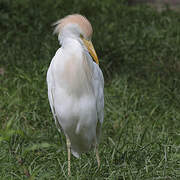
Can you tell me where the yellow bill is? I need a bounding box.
[82,38,99,65]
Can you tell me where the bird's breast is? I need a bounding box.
[53,45,94,97]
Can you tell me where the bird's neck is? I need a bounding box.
[57,37,94,97]
[61,37,81,49]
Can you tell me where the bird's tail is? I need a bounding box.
[71,149,80,158]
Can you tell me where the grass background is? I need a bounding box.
[0,0,180,179]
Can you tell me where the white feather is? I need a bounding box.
[47,22,104,158]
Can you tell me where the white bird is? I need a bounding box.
[46,14,104,176]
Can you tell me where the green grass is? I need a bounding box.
[1,0,180,179]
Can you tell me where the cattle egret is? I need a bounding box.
[47,14,104,176]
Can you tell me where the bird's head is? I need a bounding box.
[53,14,99,65]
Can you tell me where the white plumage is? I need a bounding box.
[46,14,104,175]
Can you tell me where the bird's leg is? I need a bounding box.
[66,136,71,176]
[95,145,100,168]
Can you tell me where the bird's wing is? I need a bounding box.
[47,64,62,132]
[92,63,104,142]
[95,65,104,124]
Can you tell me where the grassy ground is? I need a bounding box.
[0,0,180,179]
